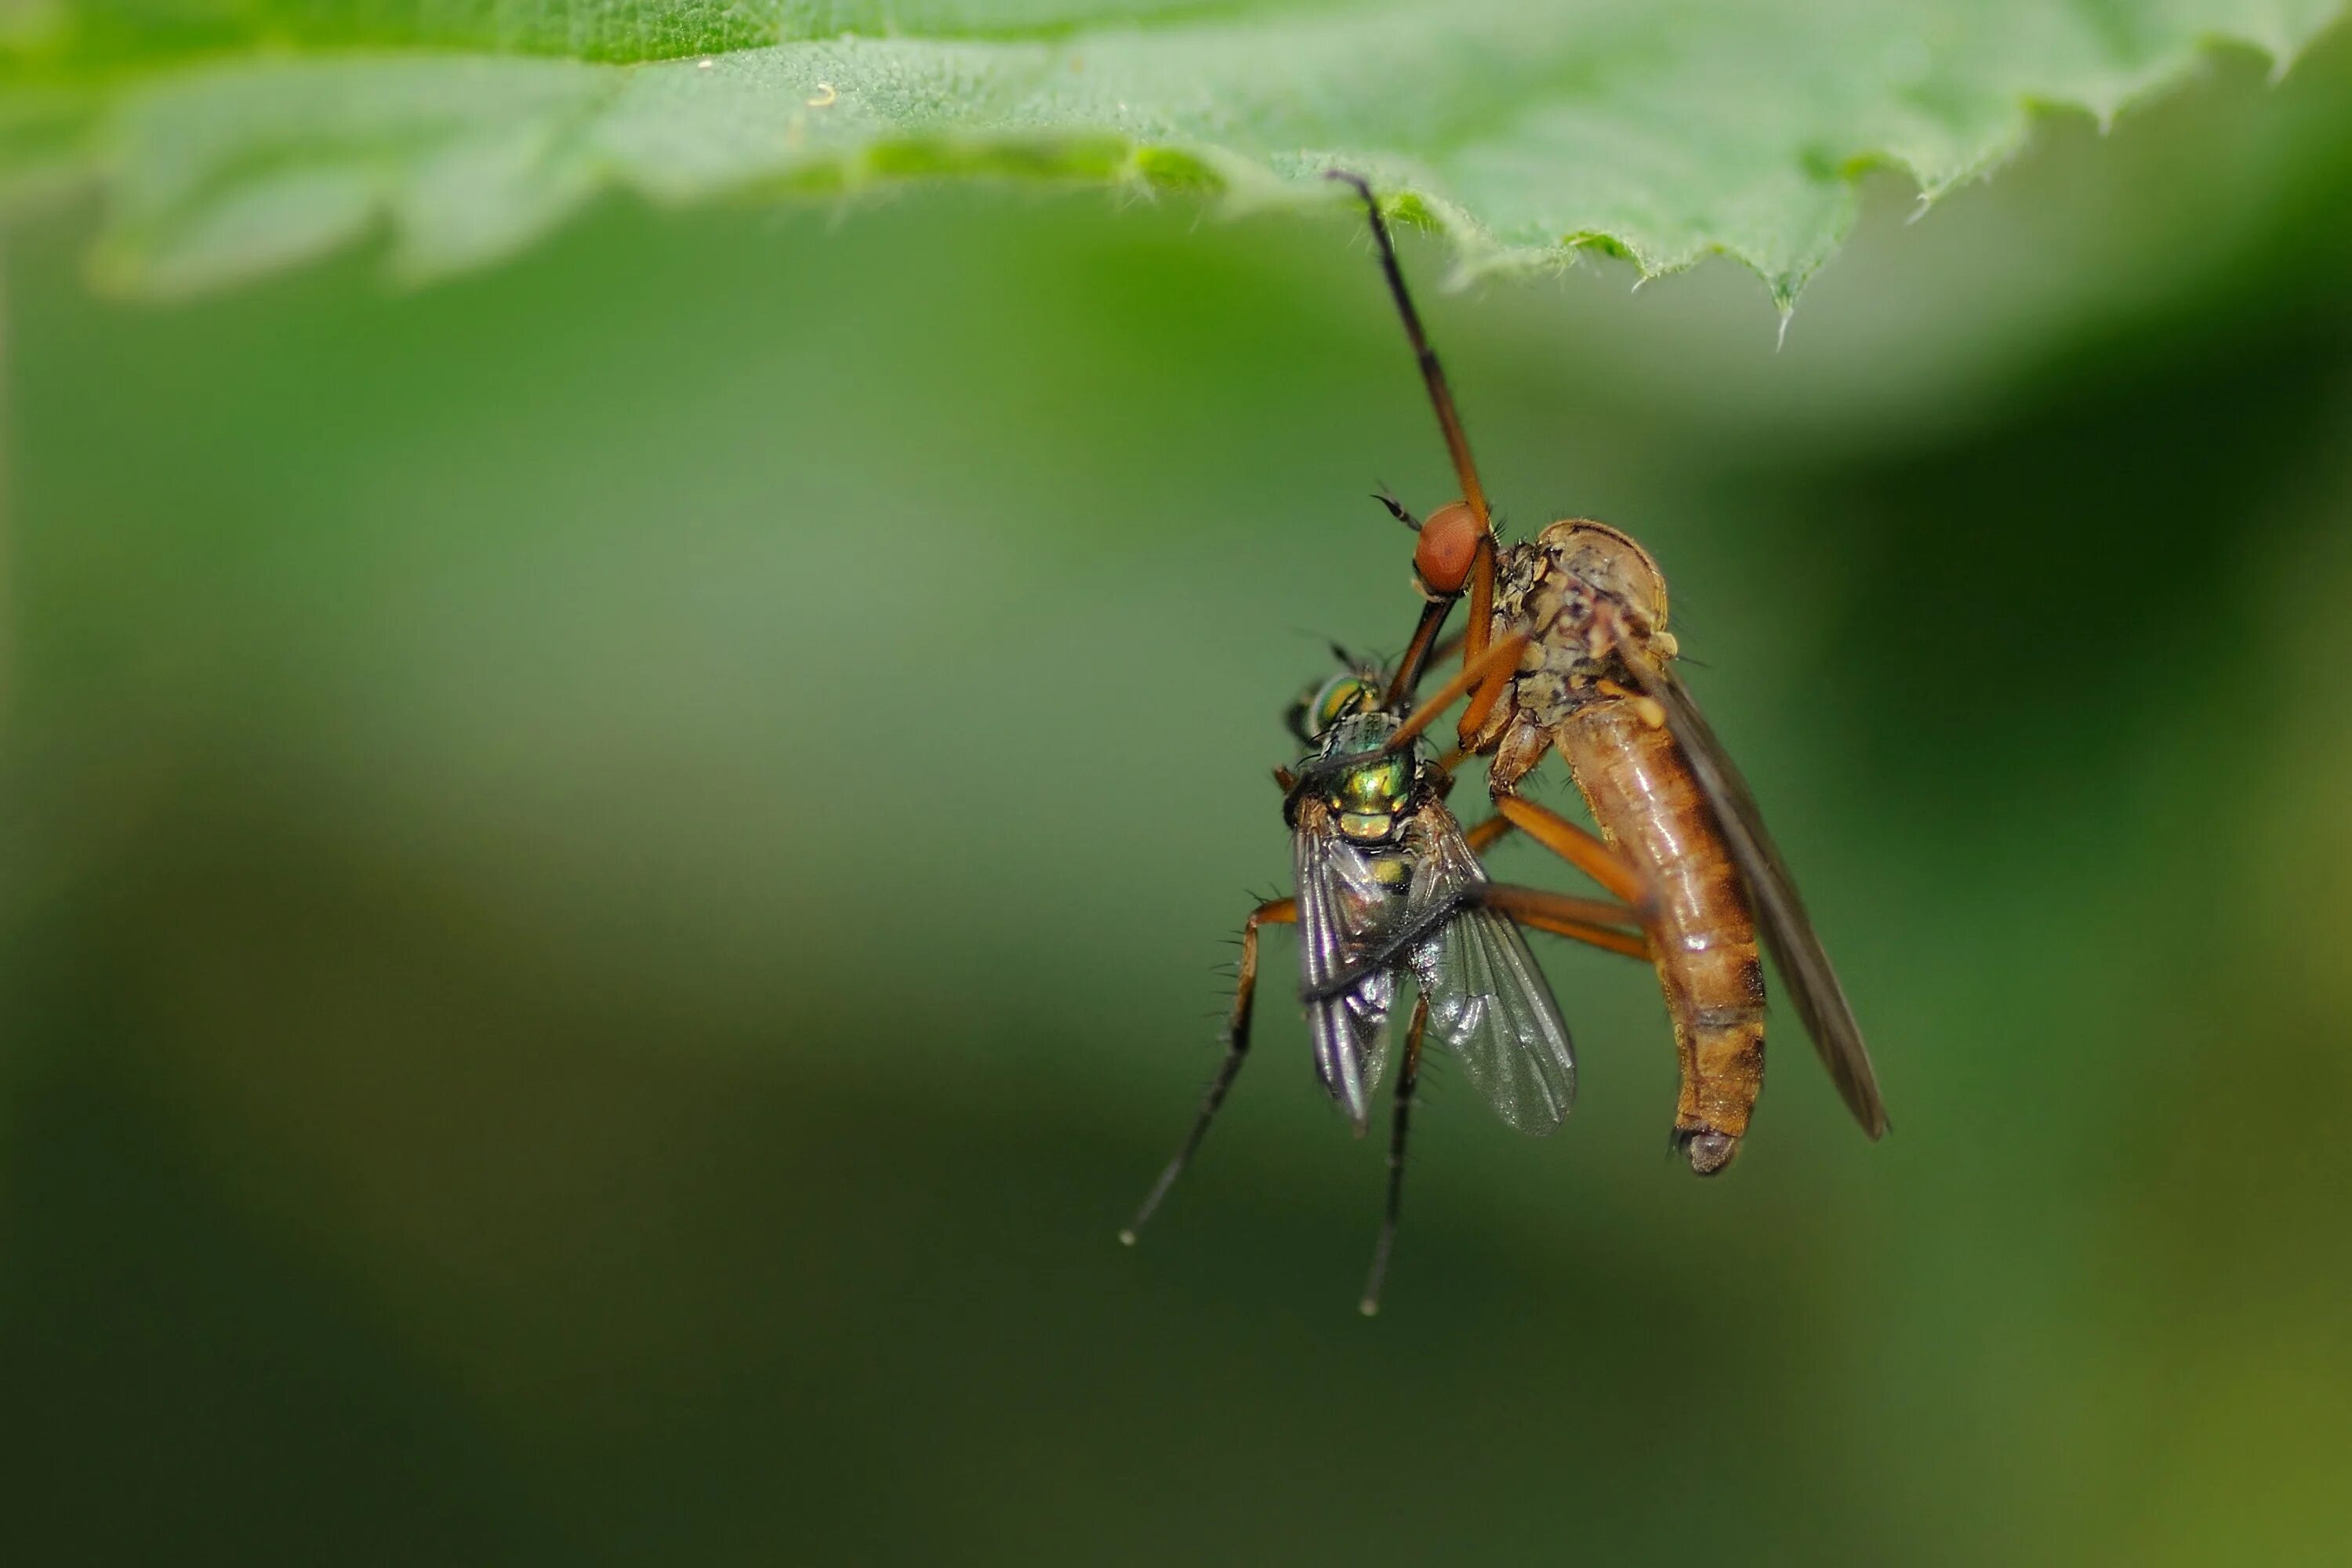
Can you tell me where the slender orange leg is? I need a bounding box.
[1480,884,1652,962]
[1327,172,1490,530]
[1359,993,1429,1317]
[1309,880,1645,1001]
[1492,795,1652,911]
[1462,814,1514,855]
[1383,633,1526,753]
[1382,595,1456,710]
[1454,618,1515,745]
[1463,532,1496,662]
[1326,172,1501,691]
[1122,897,1297,1244]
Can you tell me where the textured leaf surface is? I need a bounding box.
[3,1,2344,299]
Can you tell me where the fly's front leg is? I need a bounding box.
[1381,632,1527,753]
[1325,174,1503,762]
[1454,593,1517,750]
[1463,532,1496,662]
[1121,896,1297,1245]
[1384,594,1457,710]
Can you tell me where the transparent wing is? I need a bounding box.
[1292,803,1398,1131]
[1620,651,1890,1138]
[1403,806,1577,1135]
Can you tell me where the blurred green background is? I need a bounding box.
[7,34,2352,1568]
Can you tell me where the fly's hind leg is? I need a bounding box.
[1490,795,1652,914]
[1359,993,1430,1317]
[1312,816,1650,973]
[1479,884,1652,961]
[1121,896,1297,1245]
[1461,814,1514,855]
[1466,795,1654,942]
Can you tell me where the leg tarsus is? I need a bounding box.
[1123,897,1296,1244]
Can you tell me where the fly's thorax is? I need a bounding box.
[1492,520,1679,729]
[1302,712,1426,846]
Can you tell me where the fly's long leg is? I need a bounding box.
[1327,172,1488,531]
[1122,896,1298,1245]
[1308,882,1645,1003]
[1462,814,1514,855]
[1454,596,1514,741]
[1359,993,1430,1317]
[1384,595,1456,710]
[1463,532,1496,666]
[1327,171,1503,680]
[1481,884,1653,962]
[1385,633,1526,753]
[1491,795,1652,911]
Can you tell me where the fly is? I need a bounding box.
[1325,170,1891,1174]
[1122,659,1651,1312]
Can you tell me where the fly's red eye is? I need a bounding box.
[1414,501,1483,594]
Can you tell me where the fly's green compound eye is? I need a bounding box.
[1305,676,1378,739]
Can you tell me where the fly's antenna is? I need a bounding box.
[1373,491,1419,531]
[1325,171,1490,535]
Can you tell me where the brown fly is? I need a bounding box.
[1325,170,1889,1174]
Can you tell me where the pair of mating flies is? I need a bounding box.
[1122,174,1890,1314]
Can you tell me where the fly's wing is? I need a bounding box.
[1403,805,1577,1135]
[1292,802,1398,1131]
[1619,649,1890,1138]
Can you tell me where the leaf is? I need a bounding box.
[5,1,2345,303]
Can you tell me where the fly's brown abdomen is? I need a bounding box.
[1553,696,1764,1174]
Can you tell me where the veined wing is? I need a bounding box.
[1403,804,1577,1135]
[1619,650,1890,1138]
[1293,800,1399,1131]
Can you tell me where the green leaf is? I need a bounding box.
[5,1,2345,302]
